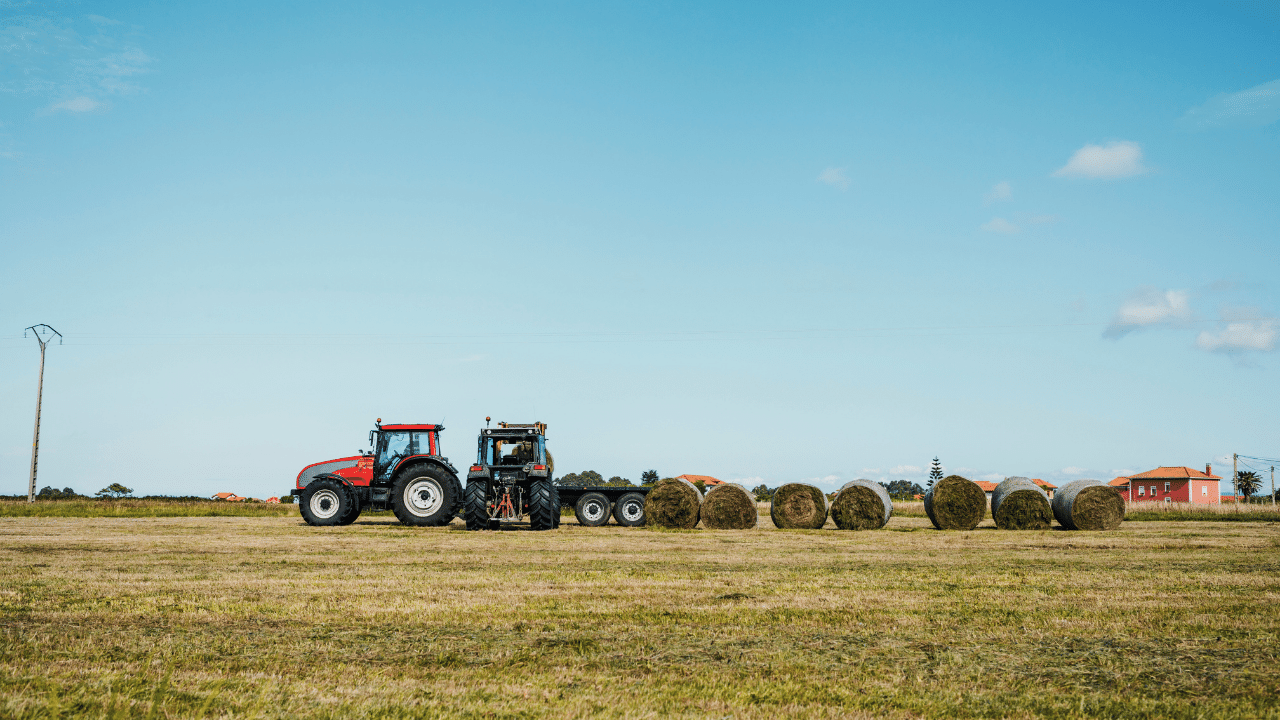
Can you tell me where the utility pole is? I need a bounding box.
[25,325,62,503]
[1232,453,1238,510]
[1271,466,1275,508]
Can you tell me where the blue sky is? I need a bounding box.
[2,1,1278,498]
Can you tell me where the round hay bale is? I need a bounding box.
[644,477,702,529]
[769,483,828,529]
[830,479,892,530]
[991,476,1052,530]
[923,475,986,530]
[701,483,757,530]
[1052,478,1124,531]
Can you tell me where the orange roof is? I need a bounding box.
[1109,477,1130,487]
[212,492,239,500]
[1032,478,1057,490]
[1127,466,1220,480]
[677,474,723,486]
[974,480,998,492]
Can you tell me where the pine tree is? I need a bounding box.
[928,457,943,488]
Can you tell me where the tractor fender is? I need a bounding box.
[391,455,459,480]
[310,472,354,487]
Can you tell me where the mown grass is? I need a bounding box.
[0,499,300,518]
[1,514,1277,718]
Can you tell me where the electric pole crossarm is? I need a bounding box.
[24,325,62,503]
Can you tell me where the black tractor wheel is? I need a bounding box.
[574,492,611,527]
[391,465,461,527]
[613,492,646,527]
[552,484,561,528]
[465,480,489,531]
[528,479,557,531]
[300,479,353,527]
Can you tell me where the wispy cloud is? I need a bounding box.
[1052,141,1147,179]
[1181,79,1280,129]
[1061,466,1087,475]
[1104,287,1192,338]
[817,167,849,190]
[984,181,1011,204]
[890,465,921,475]
[46,96,101,113]
[1196,318,1278,353]
[980,473,1003,482]
[981,217,1019,234]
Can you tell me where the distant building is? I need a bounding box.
[1032,479,1057,499]
[1117,465,1221,504]
[676,474,723,487]
[265,496,280,504]
[212,492,246,502]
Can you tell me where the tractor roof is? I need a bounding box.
[482,427,544,438]
[380,424,441,431]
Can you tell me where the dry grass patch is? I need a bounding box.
[0,515,1277,718]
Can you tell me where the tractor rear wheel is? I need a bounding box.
[391,466,460,527]
[465,480,489,531]
[613,492,646,527]
[574,492,611,527]
[300,479,352,527]
[528,479,557,531]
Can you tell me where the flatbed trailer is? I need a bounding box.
[556,485,650,527]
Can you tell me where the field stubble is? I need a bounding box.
[0,514,1277,719]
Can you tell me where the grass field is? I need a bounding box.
[0,499,299,518]
[1,514,1277,719]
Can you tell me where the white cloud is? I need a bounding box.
[889,465,921,475]
[984,181,1012,204]
[1182,79,1280,129]
[1196,319,1279,352]
[1061,466,1088,475]
[1104,287,1193,338]
[47,96,101,113]
[728,476,766,486]
[1052,141,1147,179]
[981,217,1019,234]
[817,167,849,190]
[980,474,1003,482]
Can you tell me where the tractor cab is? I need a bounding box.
[464,421,558,531]
[370,423,442,484]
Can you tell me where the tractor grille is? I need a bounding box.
[298,458,359,488]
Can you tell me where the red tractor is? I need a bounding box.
[295,420,461,526]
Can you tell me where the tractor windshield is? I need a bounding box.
[478,435,545,466]
[377,431,411,471]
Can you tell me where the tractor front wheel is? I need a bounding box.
[465,480,489,531]
[528,479,557,531]
[391,466,460,527]
[300,479,352,527]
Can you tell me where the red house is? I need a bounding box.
[1116,465,1221,504]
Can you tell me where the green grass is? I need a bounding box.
[0,498,301,518]
[1124,500,1280,523]
[1,515,1277,718]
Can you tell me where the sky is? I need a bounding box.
[2,1,1278,499]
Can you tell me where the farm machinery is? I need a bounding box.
[295,419,649,529]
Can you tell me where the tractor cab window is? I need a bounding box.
[412,431,437,456]
[484,436,543,466]
[376,431,411,470]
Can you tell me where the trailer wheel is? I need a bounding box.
[391,466,460,527]
[613,492,646,527]
[465,480,489,531]
[528,479,557,531]
[300,479,352,527]
[574,492,611,527]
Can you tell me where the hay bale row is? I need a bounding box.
[991,476,1052,530]
[924,475,986,530]
[701,483,757,529]
[1052,478,1125,530]
[644,477,702,529]
[830,479,892,530]
[769,483,828,529]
